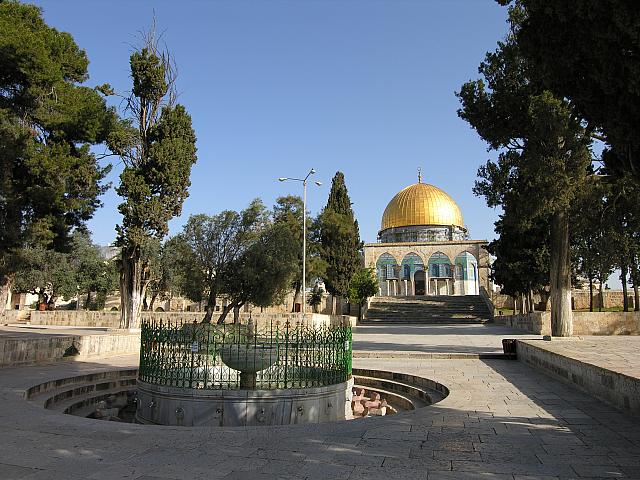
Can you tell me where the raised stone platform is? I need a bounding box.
[0,325,139,368]
[517,337,640,416]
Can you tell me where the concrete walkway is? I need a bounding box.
[0,324,639,479]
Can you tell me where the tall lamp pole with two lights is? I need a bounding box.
[278,169,322,315]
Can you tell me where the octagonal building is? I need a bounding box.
[363,174,490,297]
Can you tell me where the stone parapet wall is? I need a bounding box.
[492,290,637,311]
[27,310,356,329]
[497,312,550,335]
[517,340,640,415]
[0,333,140,368]
[496,311,640,336]
[0,309,30,324]
[572,290,636,310]
[30,310,120,327]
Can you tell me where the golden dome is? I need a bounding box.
[380,182,464,231]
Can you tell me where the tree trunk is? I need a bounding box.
[86,291,92,310]
[589,277,594,312]
[550,211,573,337]
[519,294,525,315]
[0,274,12,315]
[598,276,604,312]
[233,303,241,324]
[202,288,217,323]
[291,282,301,313]
[217,300,239,324]
[632,261,640,311]
[620,263,629,312]
[142,295,149,311]
[119,245,146,329]
[148,292,158,312]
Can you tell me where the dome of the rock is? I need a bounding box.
[381,182,464,231]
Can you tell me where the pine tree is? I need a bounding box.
[0,2,117,314]
[319,172,362,313]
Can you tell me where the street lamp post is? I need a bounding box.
[279,169,322,315]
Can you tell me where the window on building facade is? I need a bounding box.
[386,264,397,279]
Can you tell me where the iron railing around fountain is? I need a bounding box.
[138,318,352,390]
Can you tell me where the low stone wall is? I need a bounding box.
[27,310,356,329]
[497,312,550,335]
[496,311,640,336]
[0,309,30,324]
[493,290,638,312]
[30,310,120,327]
[0,332,140,368]
[137,378,354,427]
[517,340,640,415]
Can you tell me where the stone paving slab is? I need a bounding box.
[353,323,538,355]
[517,337,640,416]
[1,351,640,479]
[0,325,117,337]
[519,337,640,380]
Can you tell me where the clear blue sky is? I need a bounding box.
[34,0,510,245]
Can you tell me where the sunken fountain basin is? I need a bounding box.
[219,344,279,389]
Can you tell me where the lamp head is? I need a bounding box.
[314,181,322,186]
[310,168,316,175]
[278,177,287,182]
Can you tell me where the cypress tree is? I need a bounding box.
[109,30,197,329]
[319,172,362,313]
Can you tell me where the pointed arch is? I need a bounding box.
[401,252,424,279]
[427,251,452,278]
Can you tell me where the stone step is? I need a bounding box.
[365,294,492,324]
[362,295,492,325]
[359,319,489,325]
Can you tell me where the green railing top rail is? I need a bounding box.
[139,318,352,391]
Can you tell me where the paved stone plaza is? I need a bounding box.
[0,324,639,479]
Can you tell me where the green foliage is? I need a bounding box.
[152,235,194,300]
[219,221,298,320]
[457,9,592,312]
[571,179,616,292]
[0,2,116,294]
[12,230,118,310]
[273,195,325,308]
[13,247,77,307]
[502,0,640,179]
[319,172,362,298]
[487,214,549,298]
[308,285,324,313]
[109,28,198,327]
[114,102,198,246]
[348,268,378,306]
[70,230,118,301]
[179,200,268,322]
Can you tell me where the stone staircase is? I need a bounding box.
[362,295,493,324]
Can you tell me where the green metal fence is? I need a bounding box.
[138,318,352,390]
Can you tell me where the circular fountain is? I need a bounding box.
[135,317,354,427]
